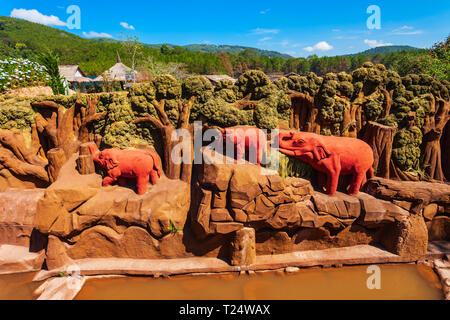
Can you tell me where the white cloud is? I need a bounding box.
[284,51,296,56]
[260,9,271,14]
[258,37,272,42]
[83,31,113,38]
[391,26,423,35]
[10,8,66,26]
[251,28,280,35]
[303,41,333,52]
[364,39,393,48]
[332,29,341,32]
[120,22,135,30]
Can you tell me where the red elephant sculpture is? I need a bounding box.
[88,144,162,195]
[278,131,374,196]
[219,127,267,165]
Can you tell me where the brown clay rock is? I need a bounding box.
[256,231,293,255]
[209,222,243,234]
[312,192,361,219]
[230,208,247,223]
[0,189,45,247]
[423,204,439,222]
[230,227,256,266]
[212,191,227,208]
[229,164,264,204]
[266,175,285,192]
[197,150,234,192]
[248,194,276,222]
[364,177,450,214]
[36,155,190,242]
[296,201,318,228]
[192,188,212,237]
[266,203,301,229]
[428,216,450,241]
[356,192,409,228]
[210,208,233,222]
[68,225,161,260]
[379,214,428,257]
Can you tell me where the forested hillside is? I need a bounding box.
[1,16,447,80]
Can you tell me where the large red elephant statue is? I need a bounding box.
[88,144,162,195]
[219,127,267,165]
[278,131,374,196]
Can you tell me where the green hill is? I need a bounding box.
[349,45,423,56]
[0,16,230,75]
[93,38,292,59]
[0,16,439,78]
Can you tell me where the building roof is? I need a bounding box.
[58,65,93,83]
[204,75,237,85]
[95,52,136,82]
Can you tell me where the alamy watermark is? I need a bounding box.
[366,265,381,290]
[168,122,280,173]
[66,5,81,30]
[366,5,381,30]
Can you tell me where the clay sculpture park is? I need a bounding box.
[0,5,449,302]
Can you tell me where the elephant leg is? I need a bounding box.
[136,174,150,195]
[150,170,159,185]
[348,171,366,196]
[102,176,117,186]
[324,155,341,196]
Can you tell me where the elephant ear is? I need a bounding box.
[316,146,329,161]
[313,143,331,161]
[106,155,120,170]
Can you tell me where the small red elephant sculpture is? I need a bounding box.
[278,131,374,196]
[88,144,162,195]
[219,127,267,165]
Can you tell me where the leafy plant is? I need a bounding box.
[168,220,183,234]
[36,49,65,95]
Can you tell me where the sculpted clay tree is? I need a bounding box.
[362,122,397,178]
[421,96,449,181]
[0,130,50,187]
[31,95,106,181]
[134,97,196,183]
[278,73,322,133]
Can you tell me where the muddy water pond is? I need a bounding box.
[0,264,443,300]
[0,272,42,300]
[75,264,443,300]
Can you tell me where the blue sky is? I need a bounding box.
[1,0,449,57]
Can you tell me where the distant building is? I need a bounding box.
[204,75,237,86]
[58,65,93,84]
[94,52,138,83]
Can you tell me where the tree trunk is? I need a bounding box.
[76,155,95,175]
[47,148,66,183]
[441,121,450,181]
[289,93,320,133]
[421,97,449,181]
[76,143,95,175]
[362,122,396,178]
